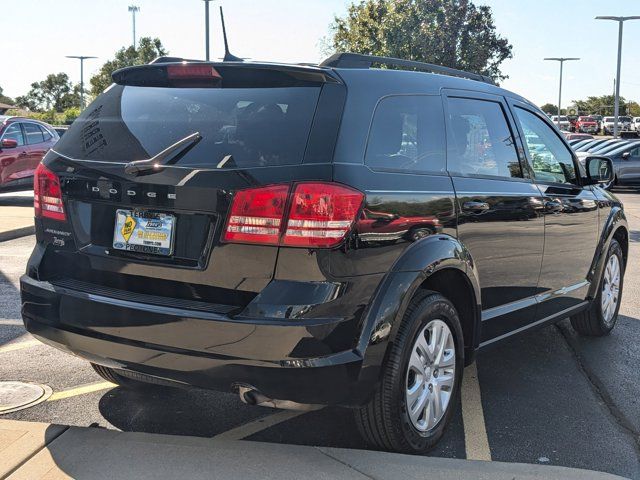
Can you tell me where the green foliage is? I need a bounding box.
[540,103,558,115]
[572,95,628,116]
[90,37,168,96]
[0,86,14,106]
[14,73,81,112]
[328,0,513,82]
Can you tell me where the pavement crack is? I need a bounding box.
[315,447,377,480]
[556,323,640,457]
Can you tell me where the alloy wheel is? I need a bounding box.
[405,319,456,432]
[601,253,621,325]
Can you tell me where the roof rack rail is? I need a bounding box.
[320,52,495,85]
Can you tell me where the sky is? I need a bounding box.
[1,0,640,108]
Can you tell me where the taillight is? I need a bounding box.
[34,163,66,221]
[223,184,289,245]
[282,183,363,247]
[223,182,363,248]
[166,64,222,80]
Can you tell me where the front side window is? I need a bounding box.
[446,97,522,179]
[515,107,577,184]
[1,123,25,145]
[24,123,45,145]
[365,95,445,173]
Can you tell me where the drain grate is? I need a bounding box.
[0,381,52,414]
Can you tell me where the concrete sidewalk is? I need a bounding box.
[0,192,34,242]
[0,419,626,480]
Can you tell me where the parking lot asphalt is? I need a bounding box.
[0,190,639,478]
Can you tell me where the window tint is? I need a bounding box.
[446,97,521,178]
[24,123,45,144]
[365,95,445,173]
[1,123,25,146]
[40,125,53,142]
[515,108,577,184]
[53,85,321,168]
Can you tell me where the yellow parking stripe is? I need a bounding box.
[461,363,492,461]
[47,381,116,402]
[212,410,309,441]
[0,340,41,354]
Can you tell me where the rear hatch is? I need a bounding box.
[36,62,345,311]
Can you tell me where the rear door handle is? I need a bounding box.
[462,201,490,212]
[18,151,28,157]
[544,200,563,212]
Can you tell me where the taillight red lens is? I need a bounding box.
[282,183,363,247]
[223,182,363,248]
[223,184,289,245]
[34,163,66,221]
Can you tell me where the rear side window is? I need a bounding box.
[1,123,25,145]
[40,125,53,142]
[446,97,522,179]
[365,95,445,173]
[54,84,321,168]
[24,123,45,144]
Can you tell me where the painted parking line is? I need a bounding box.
[212,410,310,441]
[461,362,492,461]
[0,319,24,326]
[47,381,116,402]
[0,339,40,354]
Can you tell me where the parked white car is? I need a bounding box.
[603,116,633,135]
[632,117,640,132]
[550,115,571,131]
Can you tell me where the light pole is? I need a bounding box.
[544,57,580,129]
[66,55,97,110]
[596,16,640,137]
[203,0,213,61]
[128,5,140,48]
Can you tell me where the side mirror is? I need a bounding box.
[622,151,631,160]
[0,138,18,149]
[585,156,614,185]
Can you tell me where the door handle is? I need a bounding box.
[18,151,27,157]
[462,201,490,212]
[544,200,563,212]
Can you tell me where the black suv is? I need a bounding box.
[21,53,627,453]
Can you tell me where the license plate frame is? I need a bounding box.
[112,209,176,256]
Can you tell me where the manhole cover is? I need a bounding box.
[0,381,52,414]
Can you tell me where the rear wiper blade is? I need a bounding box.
[124,132,202,176]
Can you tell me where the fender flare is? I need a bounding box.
[354,235,481,388]
[587,206,628,299]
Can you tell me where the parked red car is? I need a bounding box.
[0,116,59,191]
[575,116,599,134]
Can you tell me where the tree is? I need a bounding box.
[540,103,558,115]
[328,0,513,82]
[90,37,168,96]
[572,95,626,116]
[0,86,14,106]
[14,73,81,112]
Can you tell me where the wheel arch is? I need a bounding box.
[357,235,482,383]
[587,205,628,299]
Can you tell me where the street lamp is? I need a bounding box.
[544,57,580,129]
[596,16,640,137]
[66,55,97,110]
[128,5,140,49]
[203,0,213,61]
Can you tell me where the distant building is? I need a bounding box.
[0,102,14,114]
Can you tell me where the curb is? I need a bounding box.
[0,226,35,243]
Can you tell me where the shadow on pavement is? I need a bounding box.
[0,268,25,346]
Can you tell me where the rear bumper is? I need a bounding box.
[20,275,372,406]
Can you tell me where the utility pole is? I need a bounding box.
[596,16,640,137]
[544,57,580,129]
[203,0,213,61]
[66,55,97,110]
[128,5,140,49]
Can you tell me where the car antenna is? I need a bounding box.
[220,6,243,62]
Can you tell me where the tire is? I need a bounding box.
[90,363,170,390]
[570,239,624,336]
[354,291,464,453]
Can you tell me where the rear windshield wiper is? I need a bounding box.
[124,132,202,176]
